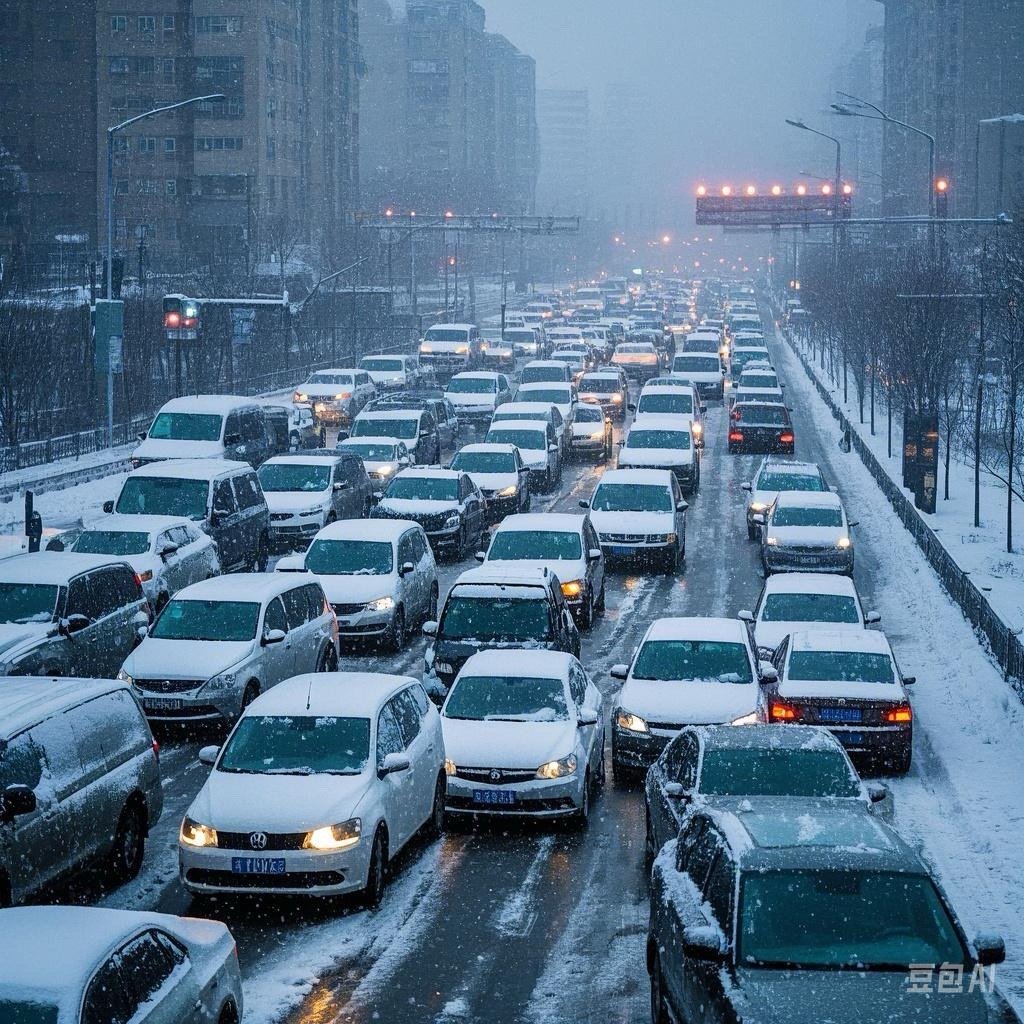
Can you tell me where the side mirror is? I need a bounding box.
[422,620,438,637]
[741,482,752,492]
[474,550,486,563]
[198,745,220,767]
[333,480,350,491]
[136,431,148,442]
[588,548,602,561]
[701,404,708,413]
[609,663,629,681]
[751,513,765,526]
[682,925,726,962]
[865,611,881,625]
[578,499,590,509]
[548,442,559,452]
[758,660,778,683]
[847,520,859,529]
[677,500,689,511]
[419,428,431,437]
[61,613,91,635]
[103,500,114,514]
[159,543,178,559]
[399,561,415,577]
[902,675,917,686]
[664,782,687,799]
[379,752,411,778]
[577,707,599,727]
[627,404,636,412]
[737,610,754,623]
[262,628,286,645]
[974,933,1006,967]
[866,781,890,804]
[1,783,36,822]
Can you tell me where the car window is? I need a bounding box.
[117,930,179,1016]
[678,820,720,890]
[0,730,44,790]
[663,732,698,789]
[568,665,587,707]
[703,851,735,932]
[106,566,142,613]
[239,410,263,441]
[397,533,415,567]
[83,956,130,1024]
[70,570,124,620]
[234,472,264,511]
[281,587,311,630]
[30,710,84,791]
[391,690,422,746]
[213,479,237,516]
[301,583,325,621]
[224,411,242,440]
[376,704,405,766]
[264,597,288,634]
[409,684,430,716]
[412,530,428,561]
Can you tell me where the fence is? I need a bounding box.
[781,326,1024,702]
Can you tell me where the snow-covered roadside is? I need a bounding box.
[775,331,1024,1012]
[0,469,126,538]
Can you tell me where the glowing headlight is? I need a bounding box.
[445,514,461,528]
[766,536,779,546]
[837,536,852,549]
[616,710,649,734]
[749,501,767,512]
[303,818,361,851]
[730,711,759,726]
[180,817,218,848]
[366,595,396,612]
[334,391,352,401]
[377,464,395,476]
[294,392,308,402]
[589,430,605,441]
[536,754,577,780]
[497,484,518,497]
[611,393,623,402]
[561,579,584,598]
[444,759,457,776]
[691,422,703,435]
[117,668,134,686]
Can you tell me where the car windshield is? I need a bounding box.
[757,472,824,493]
[698,748,859,797]
[384,476,458,502]
[361,358,402,371]
[638,393,694,415]
[551,352,582,363]
[739,871,966,970]
[0,583,59,625]
[447,378,495,394]
[306,539,393,575]
[521,368,564,383]
[219,715,370,775]
[115,477,208,519]
[425,329,469,343]
[761,593,859,623]
[773,506,843,528]
[353,417,418,440]
[632,640,752,683]
[488,529,582,561]
[734,406,789,426]
[258,463,331,493]
[742,375,779,389]
[627,429,691,450]
[574,406,604,424]
[72,530,151,556]
[445,675,568,722]
[452,451,517,473]
[788,651,896,683]
[580,377,619,393]
[673,356,719,373]
[486,428,545,450]
[342,442,399,461]
[0,999,59,1024]
[685,340,720,353]
[309,373,353,386]
[151,599,260,641]
[440,596,552,642]
[147,411,222,442]
[592,483,672,512]
[518,388,569,405]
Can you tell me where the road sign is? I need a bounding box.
[902,412,939,513]
[108,335,123,374]
[231,307,256,344]
[94,299,125,375]
[696,192,852,227]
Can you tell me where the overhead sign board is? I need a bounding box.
[696,193,852,227]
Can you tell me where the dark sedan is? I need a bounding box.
[727,401,794,454]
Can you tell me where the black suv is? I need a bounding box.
[421,565,581,700]
[369,390,460,450]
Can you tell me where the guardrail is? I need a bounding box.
[780,325,1024,702]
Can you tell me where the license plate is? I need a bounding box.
[819,707,863,723]
[790,555,820,565]
[609,545,635,556]
[143,697,182,711]
[839,731,864,746]
[472,789,516,805]
[231,857,286,875]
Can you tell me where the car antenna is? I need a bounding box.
[306,676,313,711]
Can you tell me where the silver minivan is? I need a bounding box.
[0,678,163,906]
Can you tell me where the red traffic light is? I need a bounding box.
[164,311,181,329]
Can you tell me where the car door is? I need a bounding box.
[392,687,436,828]
[99,566,145,676]
[115,929,202,1024]
[376,701,416,848]
[61,572,110,677]
[567,663,599,776]
[459,474,484,541]
[582,520,605,602]
[211,477,243,571]
[281,585,320,674]
[341,455,372,517]
[232,470,268,563]
[174,524,211,590]
[653,732,698,851]
[260,597,295,685]
[396,531,422,620]
[685,850,736,1024]
[671,477,686,543]
[155,528,188,596]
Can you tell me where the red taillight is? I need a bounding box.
[152,738,160,761]
[770,701,799,721]
[779,431,795,444]
[730,409,741,421]
[885,704,913,723]
[729,430,744,442]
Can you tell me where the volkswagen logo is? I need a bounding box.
[249,831,268,851]
[489,769,503,783]
[837,698,847,706]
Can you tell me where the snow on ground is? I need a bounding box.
[0,469,126,538]
[776,331,1024,1012]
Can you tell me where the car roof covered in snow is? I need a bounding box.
[0,678,136,737]
[452,564,557,589]
[496,402,555,414]
[426,322,475,331]
[448,371,503,381]
[457,649,576,680]
[248,671,420,720]
[761,572,859,596]
[356,408,423,421]
[81,513,195,535]
[126,458,245,480]
[155,394,256,415]
[261,453,341,468]
[639,384,698,397]
[455,442,519,455]
[629,415,693,432]
[338,436,404,448]
[686,723,847,753]
[493,512,585,534]
[487,419,550,435]
[595,468,675,488]
[642,616,749,644]
[312,519,413,544]
[0,550,132,584]
[173,572,317,604]
[398,466,462,480]
[581,369,624,379]
[774,490,844,510]
[759,458,822,476]
[788,629,895,656]
[308,367,359,376]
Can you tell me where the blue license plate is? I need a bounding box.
[231,857,286,874]
[819,707,863,723]
[472,789,516,805]
[840,732,865,746]
[609,545,635,556]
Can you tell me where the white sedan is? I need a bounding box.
[441,650,604,823]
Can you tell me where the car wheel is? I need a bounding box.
[595,740,607,788]
[573,770,591,828]
[363,827,388,908]
[522,490,532,513]
[644,807,656,870]
[425,773,446,838]
[580,587,594,629]
[217,1001,240,1024]
[108,800,146,883]
[596,581,606,613]
[240,680,260,715]
[317,644,338,672]
[387,607,406,652]
[747,523,759,541]
[456,525,468,560]
[254,534,269,572]
[650,954,671,1024]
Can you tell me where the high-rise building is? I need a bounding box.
[536,89,589,217]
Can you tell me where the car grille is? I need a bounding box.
[332,602,365,616]
[779,543,835,554]
[216,831,308,851]
[455,766,537,784]
[186,868,345,889]
[602,533,646,544]
[270,512,293,522]
[136,678,204,694]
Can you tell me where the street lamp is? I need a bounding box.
[785,119,842,262]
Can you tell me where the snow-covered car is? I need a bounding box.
[337,436,413,494]
[293,368,377,426]
[765,629,916,773]
[450,442,532,521]
[670,351,725,399]
[578,369,628,420]
[618,414,700,493]
[370,467,486,558]
[759,491,856,575]
[369,391,459,450]
[418,323,483,376]
[485,418,562,492]
[736,367,783,401]
[730,343,771,379]
[480,334,516,370]
[350,407,441,465]
[358,353,424,391]
[441,650,605,822]
[520,359,572,385]
[480,513,605,628]
[504,326,544,358]
[610,617,767,776]
[0,906,242,1024]
[492,401,567,452]
[70,513,220,610]
[742,457,829,539]
[728,400,795,455]
[277,518,438,651]
[740,571,880,654]
[444,371,513,425]
[119,574,338,725]
[569,402,613,460]
[549,348,588,380]
[582,468,686,571]
[258,453,373,550]
[611,341,660,380]
[512,381,577,436]
[180,673,445,905]
[635,382,704,446]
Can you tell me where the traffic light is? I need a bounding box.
[163,294,200,338]
[935,178,949,218]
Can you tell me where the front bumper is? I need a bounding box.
[451,405,496,423]
[268,516,324,549]
[135,684,235,724]
[613,725,676,769]
[599,534,676,561]
[425,520,464,548]
[445,770,583,818]
[571,433,608,453]
[311,402,353,424]
[763,546,853,574]
[331,602,394,638]
[482,490,520,521]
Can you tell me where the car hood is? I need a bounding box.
[264,490,330,515]
[132,437,225,461]
[377,498,458,516]
[483,557,585,584]
[122,638,255,680]
[447,393,496,409]
[619,448,694,468]
[730,966,990,1024]
[754,621,862,653]
[314,574,398,604]
[619,678,759,725]
[362,460,401,475]
[0,622,50,660]
[190,769,373,833]
[299,385,351,399]
[442,718,577,770]
[465,471,518,492]
[770,526,845,547]
[672,370,719,382]
[591,510,674,535]
[749,489,779,509]
[516,450,549,469]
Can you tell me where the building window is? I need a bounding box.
[110,14,127,32]
[161,58,175,82]
[109,57,130,75]
[194,136,245,152]
[166,179,177,196]
[138,15,155,33]
[162,14,174,31]
[114,179,129,196]
[163,136,175,154]
[116,218,128,238]
[138,136,157,154]
[137,56,154,81]
[112,137,128,154]
[136,179,159,195]
[266,138,276,160]
[266,97,277,119]
[111,93,128,111]
[195,15,242,34]
[194,55,244,88]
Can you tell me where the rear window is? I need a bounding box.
[637,393,694,416]
[787,651,895,684]
[673,355,720,374]
[148,411,222,442]
[115,477,208,519]
[733,405,789,426]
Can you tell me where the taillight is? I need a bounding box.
[885,704,913,723]
[779,431,795,444]
[729,430,744,442]
[770,701,799,721]
[730,408,741,421]
[152,738,160,761]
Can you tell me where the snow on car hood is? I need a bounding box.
[754,620,861,653]
[442,717,577,771]
[190,769,373,834]
[619,677,759,725]
[121,638,255,681]
[377,498,458,516]
[447,393,496,409]
[0,622,50,660]
[465,471,517,492]
[590,510,674,535]
[483,557,586,584]
[264,491,330,515]
[779,678,902,702]
[299,384,352,399]
[313,573,398,605]
[771,525,845,547]
[618,448,693,468]
[132,437,225,461]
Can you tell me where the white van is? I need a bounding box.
[671,352,725,400]
[418,323,482,378]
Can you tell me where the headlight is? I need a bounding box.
[837,536,852,549]
[616,710,649,734]
[445,513,461,528]
[377,464,395,476]
[294,392,308,402]
[299,507,325,517]
[202,671,236,693]
[561,580,584,598]
[334,391,352,401]
[435,660,455,675]
[691,422,703,435]
[611,393,623,403]
[366,595,396,612]
[749,501,767,512]
[117,668,134,686]
[180,817,218,848]
[303,818,361,851]
[730,711,759,726]
[498,484,518,497]
[766,536,779,546]
[589,431,605,441]
[536,754,577,779]
[444,759,457,776]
